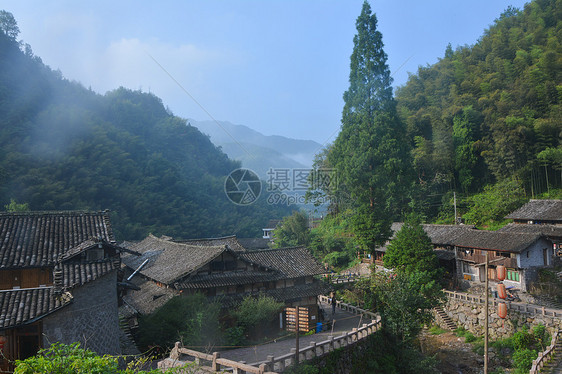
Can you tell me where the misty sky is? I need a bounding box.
[6,0,529,144]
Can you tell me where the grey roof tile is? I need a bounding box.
[505,199,562,221]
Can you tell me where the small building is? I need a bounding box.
[0,211,127,370]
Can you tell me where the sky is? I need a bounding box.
[5,0,530,144]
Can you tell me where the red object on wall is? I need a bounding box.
[497,265,506,281]
[497,283,507,299]
[0,335,6,351]
[498,302,507,319]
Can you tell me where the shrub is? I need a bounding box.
[512,348,537,373]
[512,326,534,350]
[15,342,119,374]
[233,294,284,340]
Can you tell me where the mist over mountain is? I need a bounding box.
[0,25,292,239]
[190,119,323,177]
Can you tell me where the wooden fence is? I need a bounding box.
[530,329,559,374]
[159,296,381,373]
[444,290,562,319]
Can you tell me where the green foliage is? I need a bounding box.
[428,325,447,335]
[232,294,284,340]
[383,214,440,281]
[15,342,120,374]
[368,271,444,344]
[14,342,199,374]
[137,294,222,352]
[461,178,527,227]
[512,348,537,373]
[0,11,19,40]
[454,327,480,343]
[324,1,412,250]
[512,325,534,350]
[396,0,562,218]
[273,211,310,248]
[4,198,29,212]
[308,211,358,270]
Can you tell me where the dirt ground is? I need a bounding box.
[418,330,486,374]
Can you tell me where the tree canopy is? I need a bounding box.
[383,215,440,281]
[325,1,412,251]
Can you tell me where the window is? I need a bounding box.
[462,262,475,274]
[507,269,519,282]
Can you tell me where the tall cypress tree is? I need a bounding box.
[328,1,411,250]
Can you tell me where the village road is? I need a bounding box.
[218,300,370,365]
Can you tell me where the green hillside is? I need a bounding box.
[396,0,561,220]
[0,20,290,239]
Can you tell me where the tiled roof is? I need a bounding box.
[237,238,271,250]
[498,223,562,238]
[180,235,246,252]
[240,247,326,278]
[422,224,477,246]
[505,199,562,221]
[0,287,72,329]
[451,230,544,253]
[122,278,179,315]
[121,235,227,285]
[61,260,119,289]
[0,211,113,268]
[178,271,280,289]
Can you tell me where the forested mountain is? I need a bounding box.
[396,0,561,219]
[190,119,321,177]
[0,20,291,240]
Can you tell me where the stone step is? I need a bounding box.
[435,306,457,331]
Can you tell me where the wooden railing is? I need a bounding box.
[159,296,381,373]
[444,290,562,319]
[530,329,559,374]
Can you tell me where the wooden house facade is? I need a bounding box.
[121,235,328,317]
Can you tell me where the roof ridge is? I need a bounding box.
[0,210,110,216]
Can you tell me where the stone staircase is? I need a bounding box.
[540,335,562,374]
[538,295,562,311]
[434,306,457,331]
[118,313,140,355]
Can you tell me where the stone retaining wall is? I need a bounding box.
[441,291,562,340]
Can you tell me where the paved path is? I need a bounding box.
[219,301,370,365]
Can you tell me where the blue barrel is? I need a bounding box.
[316,322,322,333]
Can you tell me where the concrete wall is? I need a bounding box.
[42,271,121,355]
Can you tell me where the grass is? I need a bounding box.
[454,327,482,343]
[428,325,448,335]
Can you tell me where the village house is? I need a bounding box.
[121,234,328,327]
[0,211,128,370]
[502,199,562,257]
[452,230,552,292]
[505,199,562,225]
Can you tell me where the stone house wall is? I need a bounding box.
[519,238,551,268]
[42,271,121,355]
